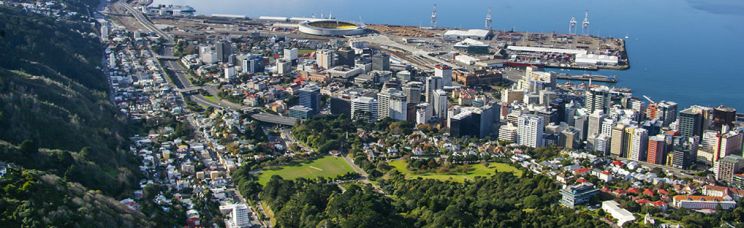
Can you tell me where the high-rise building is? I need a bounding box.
[627,127,648,161]
[351,96,378,123]
[647,135,667,164]
[288,105,313,120]
[415,103,431,124]
[610,124,627,157]
[435,64,453,87]
[713,129,744,163]
[199,45,218,64]
[425,76,443,103]
[657,101,678,127]
[402,82,423,104]
[517,114,545,148]
[230,204,251,228]
[679,107,703,139]
[284,48,298,62]
[713,105,737,130]
[378,88,408,121]
[372,52,390,71]
[337,47,356,67]
[241,55,264,74]
[584,86,611,114]
[573,112,589,141]
[714,155,744,183]
[316,49,336,70]
[670,136,699,169]
[298,84,321,115]
[276,59,292,76]
[432,89,448,120]
[224,65,237,81]
[587,110,606,148]
[215,40,232,63]
[330,96,351,117]
[499,123,518,143]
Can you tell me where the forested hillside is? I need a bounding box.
[0,2,138,196]
[0,0,148,226]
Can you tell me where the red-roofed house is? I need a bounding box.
[576,178,588,184]
[599,170,613,182]
[612,160,625,167]
[703,185,729,197]
[613,189,626,197]
[574,167,591,176]
[627,187,640,195]
[636,199,650,205]
[658,189,669,196]
[643,189,655,197]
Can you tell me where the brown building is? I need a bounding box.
[453,69,502,86]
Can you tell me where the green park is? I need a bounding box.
[388,159,523,183]
[258,156,357,186]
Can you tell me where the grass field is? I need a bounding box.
[258,156,356,186]
[202,95,218,103]
[388,160,523,183]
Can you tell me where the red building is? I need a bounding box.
[647,135,667,164]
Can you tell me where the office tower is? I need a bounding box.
[713,105,737,130]
[425,76,443,103]
[584,86,611,114]
[499,124,518,143]
[714,155,744,183]
[351,96,378,123]
[330,96,351,117]
[298,84,321,115]
[378,88,408,121]
[415,103,431,124]
[402,82,423,104]
[560,183,598,208]
[679,107,703,139]
[432,89,448,120]
[587,110,606,145]
[230,204,251,228]
[627,127,648,161]
[199,45,218,64]
[371,52,390,71]
[316,49,336,70]
[657,101,678,127]
[215,40,231,63]
[595,134,611,155]
[517,114,545,148]
[288,105,313,119]
[647,135,667,164]
[284,48,298,62]
[242,55,264,74]
[712,130,744,163]
[337,47,356,67]
[435,64,453,87]
[610,124,627,157]
[562,128,580,149]
[601,118,616,137]
[449,110,480,137]
[224,65,236,81]
[671,136,699,169]
[276,59,292,76]
[573,112,588,141]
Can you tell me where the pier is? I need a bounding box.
[557,73,617,83]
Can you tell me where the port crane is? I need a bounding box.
[431,4,438,29]
[485,8,493,30]
[569,16,577,34]
[582,10,590,35]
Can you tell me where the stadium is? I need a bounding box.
[298,19,367,36]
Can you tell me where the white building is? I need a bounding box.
[628,127,648,162]
[435,65,453,87]
[499,123,518,143]
[223,203,251,228]
[416,103,431,125]
[224,65,236,81]
[316,49,335,70]
[443,29,492,41]
[378,88,408,121]
[352,96,379,122]
[276,60,291,76]
[431,89,448,120]
[602,200,636,227]
[517,114,544,148]
[199,45,218,64]
[284,48,298,62]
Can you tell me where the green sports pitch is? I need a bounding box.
[258,156,356,186]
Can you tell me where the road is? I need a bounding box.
[115,1,173,41]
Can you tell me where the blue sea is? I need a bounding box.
[154,0,744,110]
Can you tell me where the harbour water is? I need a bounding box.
[153,0,744,110]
